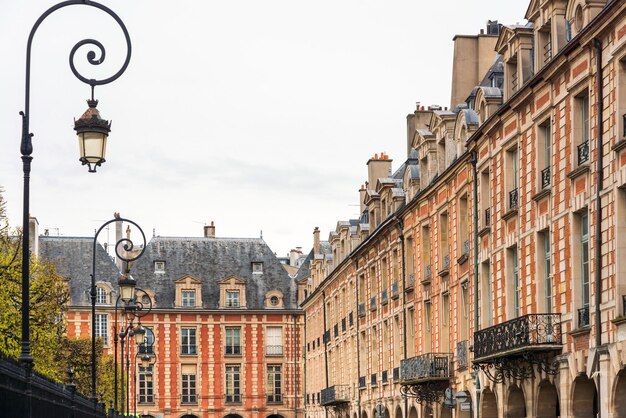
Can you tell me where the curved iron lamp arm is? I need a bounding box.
[91,217,144,404]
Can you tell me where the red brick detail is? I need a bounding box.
[573,333,590,351]
[618,24,626,40]
[536,92,550,109]
[620,151,626,167]
[181,314,196,321]
[572,60,588,79]
[575,177,586,195]
[457,169,467,184]
[539,200,548,215]
[504,120,517,136]
[224,314,241,321]
[507,219,516,234]
[420,204,429,217]
[480,144,489,159]
[266,314,283,322]
[438,189,447,205]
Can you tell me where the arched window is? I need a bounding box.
[96,287,107,304]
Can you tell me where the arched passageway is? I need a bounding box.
[362,410,369,418]
[481,388,498,418]
[181,415,199,418]
[615,368,626,418]
[395,406,403,418]
[408,406,417,418]
[572,375,597,418]
[536,380,559,418]
[268,415,285,418]
[224,415,243,418]
[507,385,526,418]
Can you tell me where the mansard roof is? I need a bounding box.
[42,235,298,310]
[293,249,313,281]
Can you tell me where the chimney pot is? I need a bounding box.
[204,221,216,238]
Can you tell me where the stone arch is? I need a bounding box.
[362,409,368,418]
[506,385,526,418]
[395,405,403,418]
[408,405,417,418]
[224,414,243,418]
[481,387,498,418]
[572,375,597,418]
[615,368,626,417]
[536,379,559,418]
[181,415,199,418]
[383,406,390,418]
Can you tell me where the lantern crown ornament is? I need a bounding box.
[74,99,111,173]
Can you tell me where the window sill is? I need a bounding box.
[180,353,198,357]
[532,187,551,202]
[502,208,518,221]
[567,163,590,179]
[478,226,491,237]
[138,401,155,405]
[612,138,626,153]
[611,316,626,326]
[225,402,243,406]
[266,353,284,357]
[438,268,450,277]
[181,402,198,405]
[457,253,468,265]
[569,325,591,337]
[267,401,284,405]
[224,353,243,357]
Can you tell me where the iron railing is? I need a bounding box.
[578,141,589,165]
[358,303,366,317]
[370,296,377,311]
[391,282,399,298]
[266,345,283,356]
[400,353,453,383]
[578,306,590,327]
[381,289,389,305]
[320,385,350,405]
[442,254,450,271]
[358,376,366,388]
[393,367,400,381]
[424,265,432,282]
[456,340,468,370]
[509,188,519,210]
[541,166,551,189]
[473,313,562,360]
[485,208,491,227]
[407,273,415,289]
[463,240,469,255]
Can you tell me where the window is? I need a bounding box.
[226,290,240,307]
[541,231,553,312]
[139,328,155,354]
[182,373,197,404]
[539,121,551,189]
[423,301,432,351]
[270,296,279,306]
[95,287,107,304]
[581,213,590,308]
[95,314,108,345]
[225,365,241,403]
[154,261,165,273]
[252,262,263,273]
[480,168,491,228]
[481,261,493,327]
[181,328,197,355]
[507,147,519,210]
[138,366,154,404]
[181,290,196,307]
[422,226,431,281]
[439,212,449,271]
[267,365,282,403]
[225,327,241,355]
[266,326,283,355]
[574,91,590,166]
[508,246,520,318]
[407,308,415,357]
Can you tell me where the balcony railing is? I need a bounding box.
[266,345,283,356]
[320,385,350,406]
[578,306,590,327]
[473,314,562,361]
[358,376,366,388]
[509,188,519,210]
[456,340,468,370]
[370,296,377,311]
[358,303,366,317]
[381,289,388,305]
[485,208,491,227]
[391,282,399,299]
[541,166,551,189]
[578,141,589,165]
[400,353,453,384]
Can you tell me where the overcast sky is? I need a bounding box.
[0,1,525,258]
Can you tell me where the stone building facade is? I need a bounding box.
[302,1,626,418]
[38,222,305,418]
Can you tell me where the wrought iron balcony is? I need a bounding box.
[320,385,350,406]
[456,340,468,370]
[358,303,366,317]
[473,314,562,362]
[400,353,453,384]
[391,281,399,299]
[485,208,491,227]
[578,306,590,327]
[509,188,519,210]
[381,289,389,305]
[541,166,551,189]
[578,140,589,165]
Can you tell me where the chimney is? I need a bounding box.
[367,152,392,186]
[28,216,39,259]
[359,184,367,214]
[313,227,320,255]
[204,221,215,238]
[115,212,123,270]
[289,248,302,266]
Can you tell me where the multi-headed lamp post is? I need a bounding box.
[18,0,131,412]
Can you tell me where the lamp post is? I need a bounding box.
[18,2,131,414]
[92,217,146,404]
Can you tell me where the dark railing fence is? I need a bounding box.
[358,303,366,317]
[320,384,350,405]
[485,208,491,227]
[578,141,590,165]
[0,357,106,418]
[400,353,453,382]
[391,282,399,298]
[358,376,366,388]
[509,188,519,210]
[473,313,562,359]
[578,306,590,327]
[456,340,468,370]
[381,289,389,304]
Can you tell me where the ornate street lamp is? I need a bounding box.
[74,99,111,172]
[18,2,131,414]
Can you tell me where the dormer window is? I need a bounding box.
[96,287,108,304]
[226,291,241,307]
[154,261,165,273]
[252,262,263,274]
[265,290,284,308]
[181,290,196,307]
